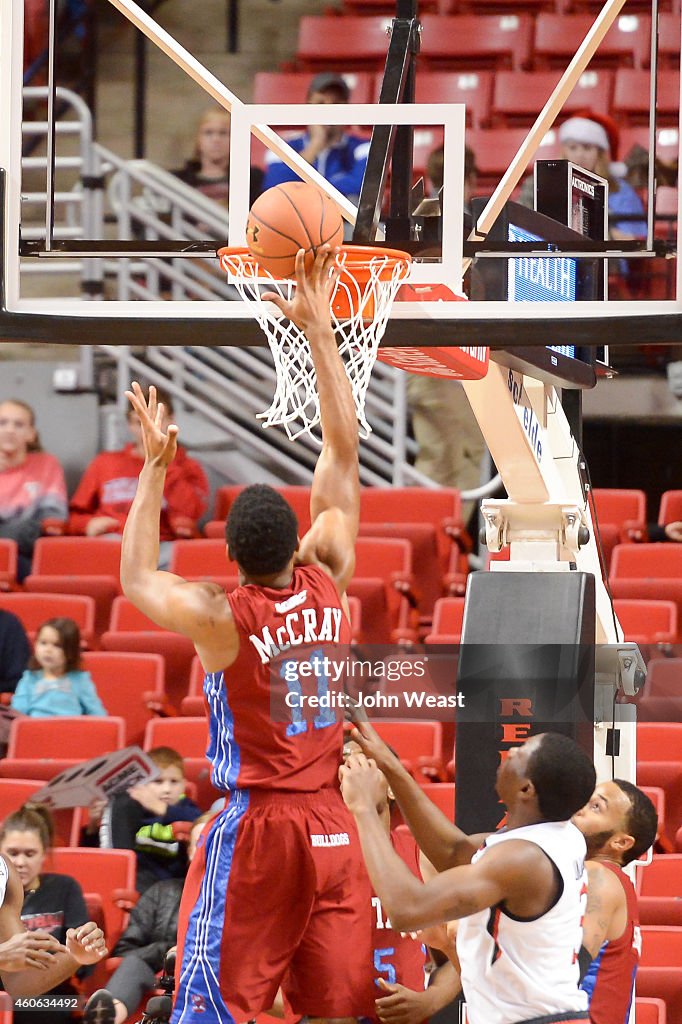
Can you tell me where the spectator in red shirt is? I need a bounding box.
[0,399,68,580]
[69,388,209,568]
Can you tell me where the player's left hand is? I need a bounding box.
[65,923,108,965]
[375,978,432,1024]
[339,751,384,815]
[125,382,178,468]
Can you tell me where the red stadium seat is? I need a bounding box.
[0,994,12,1024]
[532,13,650,70]
[420,14,534,71]
[372,721,445,781]
[180,657,206,717]
[592,489,647,539]
[0,778,83,846]
[653,12,681,69]
[610,545,682,639]
[645,659,682,697]
[210,485,312,537]
[169,540,239,590]
[424,597,466,644]
[143,717,209,759]
[342,0,441,11]
[620,127,680,171]
[295,16,392,71]
[7,715,125,759]
[612,70,680,126]
[182,758,222,811]
[412,71,494,129]
[638,723,682,762]
[0,540,18,590]
[359,487,468,614]
[253,71,375,105]
[636,998,667,1024]
[24,537,122,636]
[81,650,166,746]
[637,855,682,926]
[420,782,455,818]
[613,599,678,645]
[349,537,418,643]
[489,70,614,127]
[100,597,193,711]
[468,127,561,188]
[636,725,682,845]
[0,591,96,648]
[637,927,682,1023]
[659,491,682,527]
[46,848,137,948]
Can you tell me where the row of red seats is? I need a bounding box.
[338,0,678,15]
[254,68,680,129]
[294,13,679,73]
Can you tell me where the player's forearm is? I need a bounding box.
[383,762,474,871]
[1,951,78,997]
[352,807,428,933]
[120,463,166,596]
[425,961,461,1014]
[308,324,358,461]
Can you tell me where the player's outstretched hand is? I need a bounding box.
[0,930,64,972]
[350,720,403,778]
[125,382,178,468]
[339,751,385,816]
[262,245,339,335]
[65,923,108,966]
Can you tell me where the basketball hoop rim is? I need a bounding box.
[217,244,412,282]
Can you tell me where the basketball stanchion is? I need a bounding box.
[218,244,412,442]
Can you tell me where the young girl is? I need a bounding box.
[11,617,106,717]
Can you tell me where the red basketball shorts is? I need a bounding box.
[172,786,375,1023]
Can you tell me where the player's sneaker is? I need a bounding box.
[84,989,116,1024]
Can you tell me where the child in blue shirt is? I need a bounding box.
[11,616,106,717]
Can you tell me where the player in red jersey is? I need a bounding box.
[120,245,375,1024]
[573,780,658,1024]
[341,740,459,1024]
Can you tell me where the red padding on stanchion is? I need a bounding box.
[377,284,490,380]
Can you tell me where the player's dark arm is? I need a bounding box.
[265,246,360,593]
[351,721,488,869]
[120,384,237,660]
[0,863,106,997]
[582,860,621,960]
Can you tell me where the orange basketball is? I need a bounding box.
[245,182,344,278]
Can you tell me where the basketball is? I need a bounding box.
[245,181,344,278]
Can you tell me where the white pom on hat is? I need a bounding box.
[559,117,610,152]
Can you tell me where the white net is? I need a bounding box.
[219,247,411,443]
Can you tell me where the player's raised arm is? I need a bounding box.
[264,246,360,593]
[120,384,235,652]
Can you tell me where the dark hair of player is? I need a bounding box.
[527,733,597,821]
[226,484,299,576]
[613,779,658,865]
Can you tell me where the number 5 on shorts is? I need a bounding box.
[374,947,397,986]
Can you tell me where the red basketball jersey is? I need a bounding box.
[205,563,352,793]
[371,825,429,997]
[582,862,640,1024]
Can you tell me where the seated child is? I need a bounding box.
[11,617,106,717]
[90,746,201,893]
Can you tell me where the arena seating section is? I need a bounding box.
[2,483,682,1012]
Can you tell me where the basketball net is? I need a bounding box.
[218,245,411,443]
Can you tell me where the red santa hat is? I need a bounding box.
[559,110,620,159]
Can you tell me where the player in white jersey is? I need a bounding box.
[340,726,596,1024]
[0,854,107,994]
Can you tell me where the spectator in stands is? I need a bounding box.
[406,144,487,525]
[0,399,68,581]
[0,804,92,1024]
[83,813,212,1024]
[519,112,647,240]
[11,617,106,717]
[173,107,263,210]
[261,72,370,207]
[88,746,201,894]
[0,609,30,694]
[68,387,209,570]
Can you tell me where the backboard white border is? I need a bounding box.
[229,103,465,291]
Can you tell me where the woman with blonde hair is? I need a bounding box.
[173,107,262,208]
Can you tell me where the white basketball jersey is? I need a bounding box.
[456,821,589,1024]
